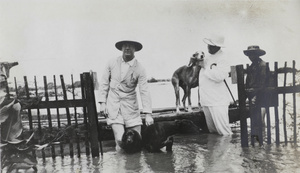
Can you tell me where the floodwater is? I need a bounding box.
[35,126,300,173]
[9,82,300,172]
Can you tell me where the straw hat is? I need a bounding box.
[243,45,266,56]
[115,40,143,51]
[203,35,225,48]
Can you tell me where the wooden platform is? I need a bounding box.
[98,106,249,140]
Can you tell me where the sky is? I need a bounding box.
[1,0,300,83]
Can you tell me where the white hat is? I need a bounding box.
[203,35,225,48]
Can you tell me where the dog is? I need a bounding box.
[142,119,200,152]
[121,129,142,154]
[171,52,204,113]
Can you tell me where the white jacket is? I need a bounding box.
[198,50,231,106]
[98,56,152,120]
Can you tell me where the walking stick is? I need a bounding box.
[224,79,237,106]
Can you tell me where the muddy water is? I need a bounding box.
[36,127,300,173]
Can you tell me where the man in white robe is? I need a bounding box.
[198,35,232,135]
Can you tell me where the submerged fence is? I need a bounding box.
[7,72,102,159]
[236,61,300,147]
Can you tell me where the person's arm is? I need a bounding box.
[98,61,111,116]
[138,67,153,126]
[203,58,229,83]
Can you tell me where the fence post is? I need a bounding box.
[292,60,297,145]
[274,62,280,146]
[282,62,288,145]
[83,73,100,157]
[236,65,248,147]
[24,76,33,130]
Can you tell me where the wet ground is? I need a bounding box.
[34,126,300,173]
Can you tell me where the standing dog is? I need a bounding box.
[142,119,200,152]
[171,52,204,113]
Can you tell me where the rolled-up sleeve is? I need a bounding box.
[98,62,111,103]
[138,67,152,113]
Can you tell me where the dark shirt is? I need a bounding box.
[245,58,270,106]
[246,58,269,89]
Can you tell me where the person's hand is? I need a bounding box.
[99,102,108,118]
[145,113,154,126]
[251,96,257,105]
[198,103,203,111]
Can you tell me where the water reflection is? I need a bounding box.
[241,145,300,172]
[204,134,244,172]
[166,135,204,172]
[124,152,142,172]
[34,133,300,172]
[144,151,175,172]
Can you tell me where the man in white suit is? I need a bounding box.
[198,35,232,135]
[99,40,154,151]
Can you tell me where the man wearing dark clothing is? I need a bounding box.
[244,45,270,108]
[244,45,270,145]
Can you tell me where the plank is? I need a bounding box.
[282,62,288,145]
[60,75,74,157]
[54,75,64,158]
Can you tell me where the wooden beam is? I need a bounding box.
[236,65,249,147]
[83,73,100,157]
[98,107,248,141]
[25,99,88,109]
[245,85,300,94]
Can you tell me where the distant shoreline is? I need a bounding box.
[147,78,171,83]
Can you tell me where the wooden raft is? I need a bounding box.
[98,106,247,140]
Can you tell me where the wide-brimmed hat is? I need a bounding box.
[203,35,225,48]
[115,40,143,51]
[243,45,266,56]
